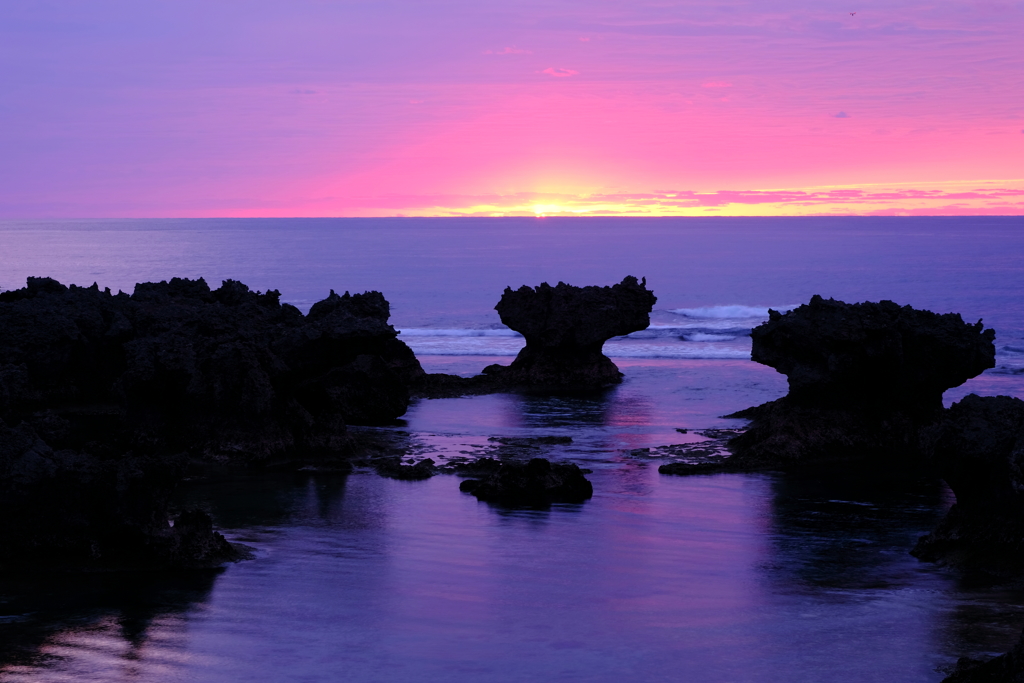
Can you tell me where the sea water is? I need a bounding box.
[1,217,1023,681]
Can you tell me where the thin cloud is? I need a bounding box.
[539,19,766,37]
[483,46,532,54]
[701,81,732,88]
[541,67,579,77]
[834,111,851,118]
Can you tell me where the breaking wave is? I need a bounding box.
[398,328,521,337]
[395,303,799,360]
[670,304,799,319]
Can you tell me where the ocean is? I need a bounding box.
[1,216,1023,681]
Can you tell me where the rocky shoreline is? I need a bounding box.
[1,275,651,570]
[0,276,425,571]
[4,275,1024,678]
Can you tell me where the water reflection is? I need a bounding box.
[7,386,1024,680]
[177,471,355,528]
[759,465,1024,673]
[404,360,783,465]
[9,467,1024,682]
[0,570,220,679]
[935,590,1024,663]
[764,466,952,591]
[501,391,617,430]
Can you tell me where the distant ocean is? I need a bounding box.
[2,216,1023,682]
[3,217,1022,374]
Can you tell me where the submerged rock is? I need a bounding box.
[725,296,995,469]
[912,394,1024,575]
[416,276,656,395]
[459,458,593,506]
[449,457,503,477]
[375,457,437,480]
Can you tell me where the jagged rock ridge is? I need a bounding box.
[0,276,424,570]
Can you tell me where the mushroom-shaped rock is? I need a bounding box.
[751,296,995,415]
[727,296,995,468]
[459,458,593,506]
[912,394,1024,575]
[488,276,656,390]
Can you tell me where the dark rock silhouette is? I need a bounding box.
[459,458,593,506]
[0,276,423,570]
[491,276,656,389]
[912,394,1024,575]
[0,277,421,462]
[723,296,995,470]
[0,419,243,571]
[941,627,1024,682]
[449,457,503,477]
[417,276,655,395]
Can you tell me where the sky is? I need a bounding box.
[1,0,1022,217]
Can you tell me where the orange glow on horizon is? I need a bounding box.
[214,178,1024,218]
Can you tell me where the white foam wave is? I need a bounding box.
[402,337,525,357]
[670,304,799,319]
[624,326,689,339]
[403,337,751,360]
[409,349,521,357]
[619,326,748,339]
[399,319,756,361]
[402,325,752,340]
[606,345,750,360]
[681,333,738,342]
[398,328,521,337]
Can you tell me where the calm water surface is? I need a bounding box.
[1,217,1023,681]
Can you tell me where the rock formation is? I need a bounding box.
[417,276,656,395]
[723,295,995,469]
[0,276,423,569]
[941,627,1024,682]
[0,276,422,463]
[459,458,593,506]
[490,275,656,389]
[375,457,437,480]
[912,394,1024,575]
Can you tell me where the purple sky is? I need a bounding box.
[1,0,1022,216]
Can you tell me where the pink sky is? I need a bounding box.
[1,0,1022,217]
